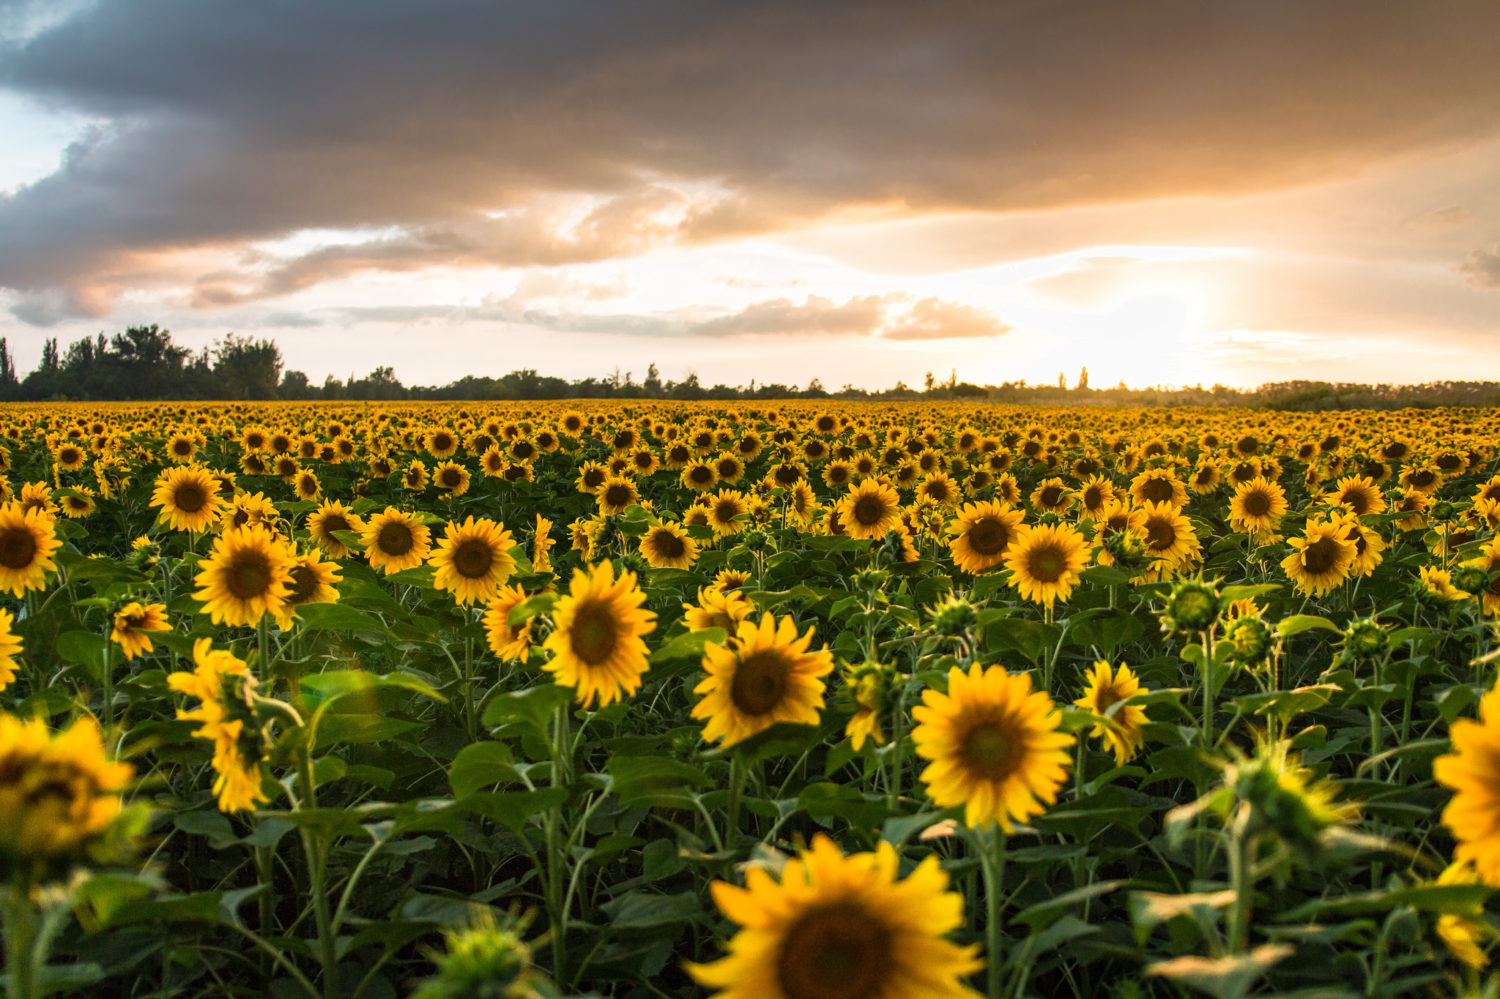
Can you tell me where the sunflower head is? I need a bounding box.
[1224,739,1356,853]
[542,561,657,707]
[692,613,834,748]
[1159,578,1221,635]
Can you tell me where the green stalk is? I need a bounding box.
[1227,803,1255,954]
[3,883,38,999]
[546,701,572,982]
[725,755,745,845]
[297,747,338,999]
[977,827,1008,999]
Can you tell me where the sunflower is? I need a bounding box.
[0,501,60,598]
[1327,475,1385,517]
[1333,513,1385,578]
[151,466,224,533]
[1469,539,1500,616]
[692,613,834,747]
[18,481,56,519]
[1072,661,1147,766]
[0,715,133,863]
[838,480,902,541]
[543,560,656,707]
[912,663,1072,831]
[596,475,640,516]
[1435,684,1500,884]
[194,524,295,627]
[362,508,433,574]
[53,442,87,472]
[430,516,517,605]
[293,469,320,501]
[1137,500,1198,567]
[1029,477,1073,515]
[403,460,429,491]
[434,461,471,496]
[275,549,343,627]
[165,432,199,464]
[916,471,961,509]
[110,602,171,660]
[640,521,699,570]
[1280,518,1356,596]
[307,499,366,559]
[708,490,749,535]
[713,568,751,594]
[1130,468,1188,508]
[482,584,535,661]
[168,639,266,813]
[681,461,719,492]
[1076,474,1116,519]
[425,428,460,458]
[0,610,20,693]
[59,487,97,519]
[1228,476,1287,535]
[1435,861,1492,968]
[1003,522,1089,610]
[533,514,555,574]
[686,835,983,999]
[947,501,1024,575]
[480,446,507,477]
[1419,566,1470,603]
[683,586,754,634]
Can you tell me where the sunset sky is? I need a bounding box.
[1,1,1497,391]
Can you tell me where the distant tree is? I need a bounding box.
[1057,371,1067,389]
[279,370,314,399]
[1077,366,1089,391]
[213,334,283,399]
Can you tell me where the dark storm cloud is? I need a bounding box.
[1,0,1497,319]
[1460,247,1500,290]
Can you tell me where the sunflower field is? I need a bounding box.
[3,401,1500,999]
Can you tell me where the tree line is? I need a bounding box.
[0,326,1495,411]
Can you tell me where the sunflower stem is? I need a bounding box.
[977,826,1007,999]
[547,701,572,983]
[725,755,744,844]
[2,882,38,999]
[296,745,338,998]
[256,615,272,691]
[1227,802,1255,954]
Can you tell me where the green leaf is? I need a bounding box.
[449,742,522,797]
[1130,890,1235,945]
[293,602,386,633]
[507,592,557,625]
[299,669,445,711]
[1283,882,1491,919]
[1276,614,1339,638]
[650,627,726,665]
[1011,880,1125,930]
[598,890,702,929]
[607,756,712,806]
[481,683,573,731]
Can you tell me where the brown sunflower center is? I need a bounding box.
[452,539,494,579]
[569,602,619,665]
[1139,478,1175,504]
[320,515,350,537]
[648,530,686,559]
[1241,491,1271,517]
[1083,486,1103,509]
[227,552,273,600]
[604,484,634,508]
[714,500,741,524]
[1340,490,1369,515]
[1026,544,1067,583]
[775,902,892,999]
[174,483,208,514]
[852,495,886,526]
[729,650,792,716]
[967,518,1009,556]
[378,523,414,556]
[1039,485,1064,507]
[287,564,319,604]
[441,468,462,487]
[1145,518,1177,551]
[172,440,192,455]
[1302,536,1344,575]
[961,718,1019,780]
[0,527,38,570]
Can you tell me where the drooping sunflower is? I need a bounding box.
[1280,518,1356,596]
[0,501,61,598]
[1435,861,1492,968]
[430,516,517,605]
[0,609,20,693]
[1228,476,1287,535]
[947,501,1025,575]
[110,602,171,660]
[307,499,366,559]
[275,549,343,627]
[1435,684,1500,884]
[533,514,555,574]
[1333,512,1385,577]
[683,586,754,634]
[686,835,983,999]
[58,487,97,519]
[639,521,699,570]
[402,460,429,491]
[194,523,295,627]
[543,560,657,707]
[168,639,266,813]
[1002,522,1089,610]
[483,584,535,662]
[912,663,1072,831]
[692,613,834,747]
[1072,661,1147,766]
[151,466,224,533]
[362,507,433,574]
[839,480,902,541]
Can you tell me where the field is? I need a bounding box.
[1,400,1497,999]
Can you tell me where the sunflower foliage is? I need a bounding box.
[0,401,1496,998]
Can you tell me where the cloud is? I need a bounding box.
[1459,246,1500,289]
[0,0,1497,313]
[880,297,1012,340]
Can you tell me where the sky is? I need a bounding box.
[0,0,1497,392]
